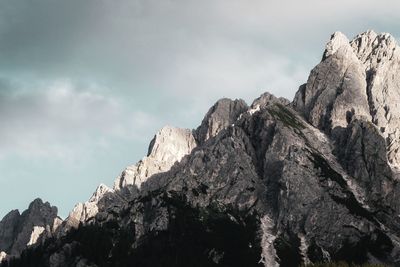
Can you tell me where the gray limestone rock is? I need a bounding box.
[293,31,371,133]
[195,98,248,144]
[0,210,20,254]
[0,198,59,259]
[294,30,400,170]
[351,30,400,168]
[114,125,197,190]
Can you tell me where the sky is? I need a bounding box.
[1,0,400,218]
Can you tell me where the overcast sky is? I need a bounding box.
[1,0,400,218]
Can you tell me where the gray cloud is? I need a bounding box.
[0,79,160,160]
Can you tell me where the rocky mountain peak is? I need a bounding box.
[114,125,196,190]
[89,184,113,203]
[250,92,290,111]
[294,30,400,168]
[351,30,398,70]
[195,98,248,144]
[26,198,56,214]
[0,198,59,261]
[323,31,352,59]
[293,32,371,133]
[63,126,197,232]
[63,183,119,230]
[147,126,197,164]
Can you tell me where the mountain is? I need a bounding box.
[1,30,400,266]
[0,199,61,262]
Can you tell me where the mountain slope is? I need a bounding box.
[1,30,400,267]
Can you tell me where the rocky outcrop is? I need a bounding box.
[351,31,400,168]
[61,126,196,233]
[250,92,290,111]
[195,98,248,144]
[293,29,400,221]
[334,120,394,202]
[294,30,400,169]
[63,184,121,230]
[0,210,20,256]
[114,126,197,190]
[0,252,6,263]
[0,199,59,260]
[293,31,371,134]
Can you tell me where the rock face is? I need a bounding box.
[2,30,400,267]
[63,184,121,230]
[351,31,400,168]
[294,30,400,169]
[195,98,248,144]
[0,252,6,263]
[0,198,59,261]
[115,126,197,190]
[61,126,197,233]
[293,31,371,133]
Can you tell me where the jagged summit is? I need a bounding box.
[323,30,398,63]
[351,30,398,68]
[195,98,248,144]
[294,30,400,168]
[0,198,60,262]
[323,31,352,59]
[114,125,197,191]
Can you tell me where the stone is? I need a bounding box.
[27,226,45,246]
[0,198,59,258]
[351,30,400,168]
[0,252,6,263]
[293,31,371,133]
[194,98,248,144]
[114,126,197,190]
[63,183,123,230]
[294,30,400,169]
[0,210,20,253]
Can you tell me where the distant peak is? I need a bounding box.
[350,30,398,69]
[251,92,290,110]
[352,29,397,43]
[195,98,248,144]
[323,31,351,59]
[89,184,113,202]
[147,126,194,158]
[351,29,396,47]
[28,198,45,210]
[357,29,377,38]
[1,209,20,221]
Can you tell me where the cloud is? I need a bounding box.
[0,79,160,161]
[2,0,400,103]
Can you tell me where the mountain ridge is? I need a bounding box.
[1,30,400,266]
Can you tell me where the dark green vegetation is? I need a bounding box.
[0,194,262,267]
[268,103,306,130]
[274,231,303,267]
